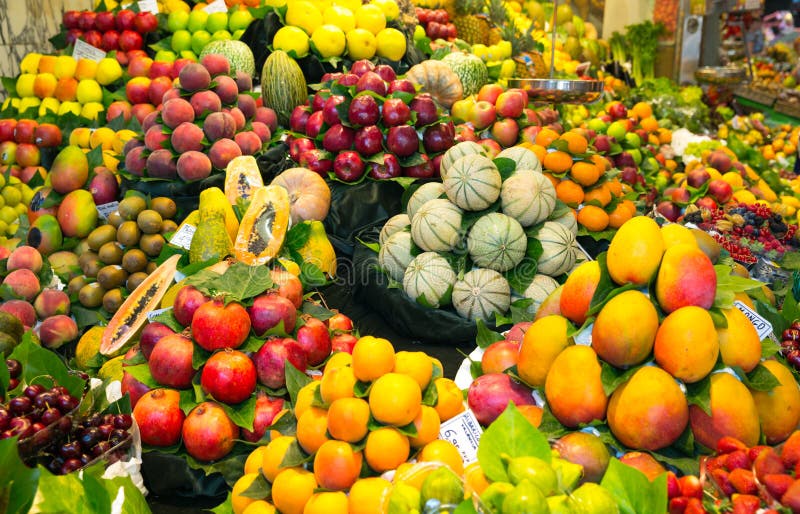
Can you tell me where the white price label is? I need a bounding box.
[574,322,593,346]
[138,0,159,14]
[169,223,196,250]
[438,410,482,465]
[96,201,120,220]
[204,0,228,13]
[73,39,106,63]
[733,300,773,341]
[147,306,173,322]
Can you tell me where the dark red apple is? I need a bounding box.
[348,95,380,127]
[336,73,359,86]
[354,125,383,156]
[388,79,415,94]
[386,125,419,157]
[374,64,396,82]
[402,154,434,178]
[299,149,333,176]
[410,95,438,127]
[63,10,81,29]
[382,98,411,126]
[289,105,311,134]
[134,11,158,33]
[322,124,355,153]
[322,95,346,126]
[350,59,375,77]
[333,151,365,182]
[355,72,387,96]
[656,201,681,221]
[707,179,733,204]
[295,317,331,366]
[289,137,316,162]
[367,153,401,179]
[116,9,136,31]
[423,122,454,153]
[305,111,325,139]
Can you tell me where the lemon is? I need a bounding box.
[80,102,105,121]
[70,127,92,147]
[497,40,512,59]
[322,5,355,32]
[102,151,120,171]
[76,79,103,104]
[500,58,516,78]
[0,221,7,236]
[19,53,41,75]
[39,98,60,116]
[90,127,117,151]
[273,26,310,57]
[98,356,124,381]
[0,206,17,225]
[354,4,385,35]
[18,97,41,114]
[15,74,35,98]
[20,185,33,205]
[2,187,20,208]
[311,24,346,58]
[58,101,81,117]
[54,55,78,79]
[264,0,286,6]
[333,0,360,12]
[96,58,123,86]
[371,0,398,21]
[375,28,406,61]
[286,1,323,35]
[345,28,377,60]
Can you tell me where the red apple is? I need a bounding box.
[333,151,365,182]
[116,9,136,31]
[388,79,415,94]
[299,149,333,176]
[695,196,717,211]
[289,137,316,162]
[95,11,116,32]
[477,138,502,158]
[134,11,158,33]
[63,10,81,29]
[490,118,519,148]
[100,30,120,52]
[477,84,503,105]
[367,153,401,179]
[423,122,454,153]
[118,30,144,52]
[322,95,345,126]
[402,154,434,178]
[410,95,438,127]
[354,125,383,156]
[386,125,419,157]
[495,91,526,119]
[382,98,411,126]
[471,101,497,130]
[350,59,375,77]
[355,72,387,96]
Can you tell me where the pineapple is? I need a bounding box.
[453,0,490,45]
[502,23,547,78]
[485,0,507,45]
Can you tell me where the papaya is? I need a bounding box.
[200,187,239,244]
[234,185,291,266]
[297,220,337,277]
[100,254,181,356]
[189,205,231,264]
[225,155,264,209]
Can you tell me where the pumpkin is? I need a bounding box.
[536,221,577,277]
[403,252,456,308]
[271,167,331,224]
[405,60,463,108]
[225,155,264,208]
[467,213,527,272]
[411,198,463,252]
[444,155,502,211]
[497,146,542,173]
[261,50,308,126]
[551,210,578,236]
[379,214,410,246]
[501,169,556,227]
[234,185,291,266]
[452,268,511,321]
[407,182,445,220]
[523,274,560,314]
[378,231,415,282]
[441,141,485,178]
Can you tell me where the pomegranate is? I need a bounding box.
[182,401,239,461]
[191,299,251,351]
[200,349,257,404]
[248,293,297,336]
[172,285,209,326]
[242,392,285,442]
[148,333,195,389]
[139,322,175,360]
[467,373,536,426]
[253,338,307,389]
[327,313,353,332]
[133,389,185,446]
[296,317,331,366]
[270,269,303,308]
[331,333,358,354]
[122,345,150,407]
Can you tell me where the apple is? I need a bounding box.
[63,10,81,30]
[66,29,83,47]
[101,31,120,51]
[386,125,419,157]
[322,124,355,153]
[477,84,503,105]
[299,149,333,176]
[593,134,612,154]
[95,11,116,32]
[707,179,733,204]
[470,100,497,130]
[388,79,415,94]
[614,152,635,169]
[354,125,383,156]
[607,102,627,120]
[520,125,542,145]
[669,187,691,204]
[423,122,454,153]
[289,137,316,161]
[83,31,103,49]
[619,166,639,185]
[78,11,96,31]
[322,95,346,127]
[289,105,311,134]
[118,30,143,52]
[333,151,365,182]
[374,64,396,82]
[148,76,173,106]
[450,99,474,124]
[477,138,502,158]
[490,118,519,148]
[695,196,718,211]
[367,153,401,179]
[382,98,411,126]
[348,95,380,127]
[495,91,526,119]
[431,153,444,176]
[402,154,434,178]
[14,120,37,144]
[657,201,681,222]
[116,9,136,31]
[350,59,375,77]
[149,61,174,80]
[337,73,359,86]
[686,167,711,188]
[456,124,477,142]
[410,95,438,127]
[321,72,342,83]
[624,132,641,148]
[355,72,387,96]
[305,111,325,139]
[521,108,540,127]
[134,11,158,33]
[0,120,16,142]
[311,91,328,112]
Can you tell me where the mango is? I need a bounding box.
[591,290,658,368]
[654,306,719,384]
[689,372,761,449]
[27,214,63,255]
[606,216,664,286]
[545,345,607,428]
[716,307,761,373]
[56,189,97,238]
[654,243,716,313]
[559,261,600,325]
[660,223,696,249]
[517,315,573,387]
[751,360,800,444]
[534,284,563,320]
[49,145,89,194]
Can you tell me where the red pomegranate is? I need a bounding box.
[331,333,358,354]
[173,285,209,327]
[242,392,285,442]
[327,313,353,332]
[200,349,257,404]
[121,345,150,407]
[270,269,303,308]
[247,293,297,336]
[182,401,239,461]
[139,322,175,360]
[296,317,331,366]
[252,337,307,389]
[133,388,185,446]
[191,299,251,351]
[148,333,195,389]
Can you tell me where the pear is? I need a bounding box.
[504,455,559,496]
[501,480,549,514]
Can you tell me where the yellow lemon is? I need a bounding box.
[19,53,41,75]
[16,74,36,98]
[96,58,123,86]
[90,127,117,151]
[334,0,361,12]
[323,5,355,32]
[102,150,120,171]
[371,0,399,21]
[264,0,286,7]
[39,98,60,116]
[310,24,346,58]
[74,58,98,80]
[272,26,310,58]
[354,4,386,35]
[18,97,41,114]
[375,28,406,61]
[69,127,92,147]
[76,79,103,104]
[345,28,377,60]
[54,55,78,79]
[285,1,323,35]
[80,102,105,121]
[58,101,82,117]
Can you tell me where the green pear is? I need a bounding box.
[505,455,559,496]
[480,482,515,514]
[569,483,619,514]
[501,480,550,514]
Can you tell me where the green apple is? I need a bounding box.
[167,10,189,32]
[187,10,208,33]
[190,30,212,55]
[206,12,229,34]
[171,29,193,53]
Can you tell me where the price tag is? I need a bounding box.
[438,410,482,465]
[574,322,593,346]
[73,39,106,63]
[96,201,120,220]
[204,0,228,13]
[138,0,159,14]
[169,224,195,250]
[147,306,172,322]
[733,300,774,341]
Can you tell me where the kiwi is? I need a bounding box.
[146,262,158,274]
[117,221,141,247]
[79,253,103,278]
[78,251,99,271]
[118,196,147,221]
[68,275,90,297]
[150,197,177,220]
[137,209,163,235]
[87,225,118,251]
[161,220,178,235]
[74,239,92,256]
[79,282,106,308]
[126,272,148,291]
[97,265,128,290]
[102,288,124,313]
[107,211,124,228]
[98,241,124,265]
[121,249,148,274]
[139,233,165,257]
[0,332,18,357]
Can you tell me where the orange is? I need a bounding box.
[620,199,637,215]
[348,477,393,514]
[570,161,600,187]
[393,350,433,390]
[418,440,464,475]
[364,427,410,472]
[517,404,544,427]
[261,436,296,482]
[657,128,672,144]
[327,397,370,443]
[607,202,633,229]
[433,377,465,422]
[556,180,584,207]
[267,409,289,441]
[319,364,356,405]
[369,373,421,426]
[294,381,320,420]
[324,351,352,373]
[591,153,610,172]
[632,101,653,119]
[242,501,276,514]
[583,184,612,207]
[577,205,610,232]
[535,127,560,147]
[271,467,317,514]
[232,473,263,514]
[302,492,348,514]
[313,440,363,491]
[542,172,560,189]
[464,461,491,496]
[559,131,588,154]
[351,336,395,382]
[543,150,573,173]
[296,406,330,454]
[408,405,441,448]
[530,143,547,164]
[430,357,444,377]
[640,117,659,133]
[244,446,268,475]
[606,178,623,197]
[394,461,437,489]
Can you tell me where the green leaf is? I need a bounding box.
[286,361,312,406]
[357,238,381,253]
[493,157,517,180]
[475,319,504,348]
[151,308,183,332]
[0,356,8,398]
[353,380,371,398]
[533,404,568,439]
[285,223,312,252]
[9,333,85,398]
[761,336,781,359]
[757,299,789,340]
[600,458,668,514]
[505,239,542,294]
[123,364,161,389]
[477,403,552,483]
[300,301,334,321]
[0,76,17,97]
[211,493,234,514]
[421,377,439,407]
[71,305,110,330]
[280,440,313,468]
[103,474,151,514]
[600,362,640,396]
[240,473,271,500]
[37,466,112,513]
[268,409,297,436]
[454,499,480,514]
[0,438,39,514]
[215,262,274,301]
[191,344,212,370]
[736,363,781,391]
[219,395,258,431]
[708,307,728,329]
[684,374,711,416]
[300,262,328,288]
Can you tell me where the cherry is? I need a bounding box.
[113,414,133,430]
[0,408,9,430]
[34,391,58,409]
[23,384,45,399]
[9,396,32,415]
[40,407,61,426]
[7,378,18,390]
[61,458,83,474]
[5,359,21,378]
[60,440,82,459]
[57,395,79,413]
[98,424,113,439]
[92,440,112,457]
[79,427,99,449]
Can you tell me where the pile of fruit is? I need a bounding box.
[0,118,61,183]
[161,8,255,60]
[57,9,158,53]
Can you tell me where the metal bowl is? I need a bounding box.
[694,66,747,85]
[507,78,604,104]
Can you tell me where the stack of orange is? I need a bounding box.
[231,336,468,514]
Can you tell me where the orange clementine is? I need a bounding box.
[351,336,395,382]
[535,127,560,147]
[543,150,573,173]
[368,373,421,426]
[542,172,560,189]
[296,406,330,454]
[319,364,357,405]
[556,180,584,207]
[364,427,410,472]
[577,205,610,232]
[570,161,600,187]
[433,377,465,422]
[639,116,659,133]
[408,405,441,448]
[313,440,363,491]
[393,350,434,390]
[302,492,348,514]
[559,131,588,154]
[271,468,317,514]
[583,184,612,207]
[261,436,296,482]
[327,397,370,443]
[348,478,392,514]
[418,440,464,475]
[530,143,548,164]
[607,202,633,228]
[632,101,653,119]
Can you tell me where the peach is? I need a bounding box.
[144,124,170,151]
[141,110,160,133]
[37,314,79,349]
[146,149,178,179]
[203,111,236,142]
[131,103,156,125]
[171,122,205,153]
[255,106,277,133]
[689,373,760,450]
[200,54,229,76]
[235,70,252,93]
[148,75,173,106]
[654,243,717,313]
[228,107,246,130]
[237,94,257,120]
[106,100,133,122]
[7,245,43,273]
[128,56,153,78]
[0,299,36,328]
[251,121,271,143]
[125,76,152,105]
[176,151,212,182]
[161,98,195,129]
[234,131,262,155]
[3,269,41,301]
[208,138,242,169]
[708,149,732,173]
[34,289,70,318]
[161,87,181,103]
[190,90,222,117]
[125,145,147,176]
[178,62,211,92]
[54,77,78,102]
[214,75,239,104]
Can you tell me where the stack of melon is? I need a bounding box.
[377,142,583,322]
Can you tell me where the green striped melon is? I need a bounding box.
[407,183,445,220]
[467,213,526,272]
[411,199,463,252]
[536,221,576,277]
[444,155,501,211]
[452,268,511,321]
[261,50,308,126]
[441,141,485,178]
[200,40,256,77]
[550,210,578,236]
[523,274,560,314]
[379,231,415,282]
[496,146,542,174]
[441,52,489,97]
[403,252,456,308]
[501,169,556,227]
[379,214,410,245]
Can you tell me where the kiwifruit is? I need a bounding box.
[78,282,106,308]
[121,248,148,274]
[68,275,90,297]
[87,225,118,251]
[78,251,100,270]
[102,288,124,313]
[150,197,177,220]
[126,272,148,291]
[79,253,103,278]
[97,265,128,290]
[118,196,147,221]
[107,211,124,228]
[160,220,178,235]
[98,241,124,265]
[146,262,158,274]
[74,239,91,255]
[116,221,141,247]
[139,233,165,257]
[137,209,163,235]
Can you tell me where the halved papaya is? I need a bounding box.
[100,254,181,356]
[225,155,264,207]
[234,185,290,266]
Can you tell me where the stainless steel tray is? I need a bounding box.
[695,66,747,85]
[507,78,604,104]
